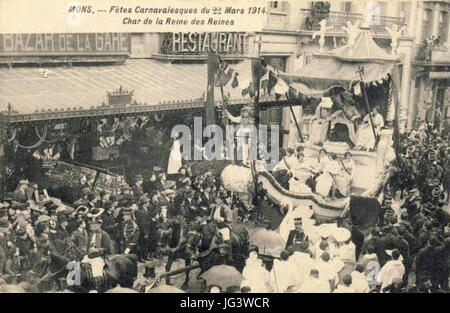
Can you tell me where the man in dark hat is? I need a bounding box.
[131,175,144,200]
[143,168,160,195]
[51,213,71,244]
[85,191,98,211]
[381,194,396,226]
[135,194,153,262]
[117,184,133,202]
[73,187,91,207]
[101,200,119,254]
[120,206,140,255]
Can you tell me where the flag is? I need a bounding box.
[251,58,267,125]
[274,77,289,95]
[205,54,220,126]
[288,86,298,100]
[267,71,279,95]
[214,60,234,87]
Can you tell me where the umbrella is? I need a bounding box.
[105,286,138,293]
[146,284,185,293]
[249,227,286,258]
[200,265,243,290]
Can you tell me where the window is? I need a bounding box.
[439,11,448,43]
[423,9,433,40]
[343,2,352,13]
[269,1,278,9]
[269,1,286,12]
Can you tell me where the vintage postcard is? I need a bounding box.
[0,0,448,298]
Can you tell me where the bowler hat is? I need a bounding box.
[134,175,143,182]
[139,194,150,204]
[103,200,113,209]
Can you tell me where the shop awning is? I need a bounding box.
[0,59,208,115]
[0,58,275,122]
[429,71,450,79]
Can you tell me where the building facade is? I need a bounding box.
[208,1,449,143]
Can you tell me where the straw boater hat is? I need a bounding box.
[318,223,332,238]
[37,215,51,223]
[332,228,351,243]
[18,179,29,186]
[432,186,443,198]
[87,208,104,219]
[75,205,89,216]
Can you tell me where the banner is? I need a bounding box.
[0,33,131,56]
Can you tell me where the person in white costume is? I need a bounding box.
[309,97,333,145]
[298,269,331,293]
[167,135,182,175]
[315,153,340,198]
[241,251,272,293]
[356,106,385,151]
[288,153,314,193]
[334,152,356,197]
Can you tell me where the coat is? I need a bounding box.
[72,228,90,257]
[120,220,139,254]
[101,212,118,241]
[87,229,112,257]
[377,259,405,290]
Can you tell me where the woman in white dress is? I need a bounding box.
[309,98,333,145]
[334,152,356,197]
[289,153,314,193]
[315,153,340,198]
[167,136,182,175]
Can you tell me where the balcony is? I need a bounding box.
[299,9,406,36]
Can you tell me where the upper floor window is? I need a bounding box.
[269,1,287,12]
[343,2,352,13]
[438,11,448,43]
[423,8,433,40]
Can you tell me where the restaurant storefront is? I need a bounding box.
[0,32,290,199]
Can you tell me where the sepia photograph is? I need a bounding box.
[0,0,449,299]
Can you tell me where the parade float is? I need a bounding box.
[221,22,402,225]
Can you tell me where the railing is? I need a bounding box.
[300,9,406,36]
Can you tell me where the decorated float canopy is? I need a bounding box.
[281,26,402,93]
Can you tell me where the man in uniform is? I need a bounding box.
[131,175,144,200]
[120,206,140,255]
